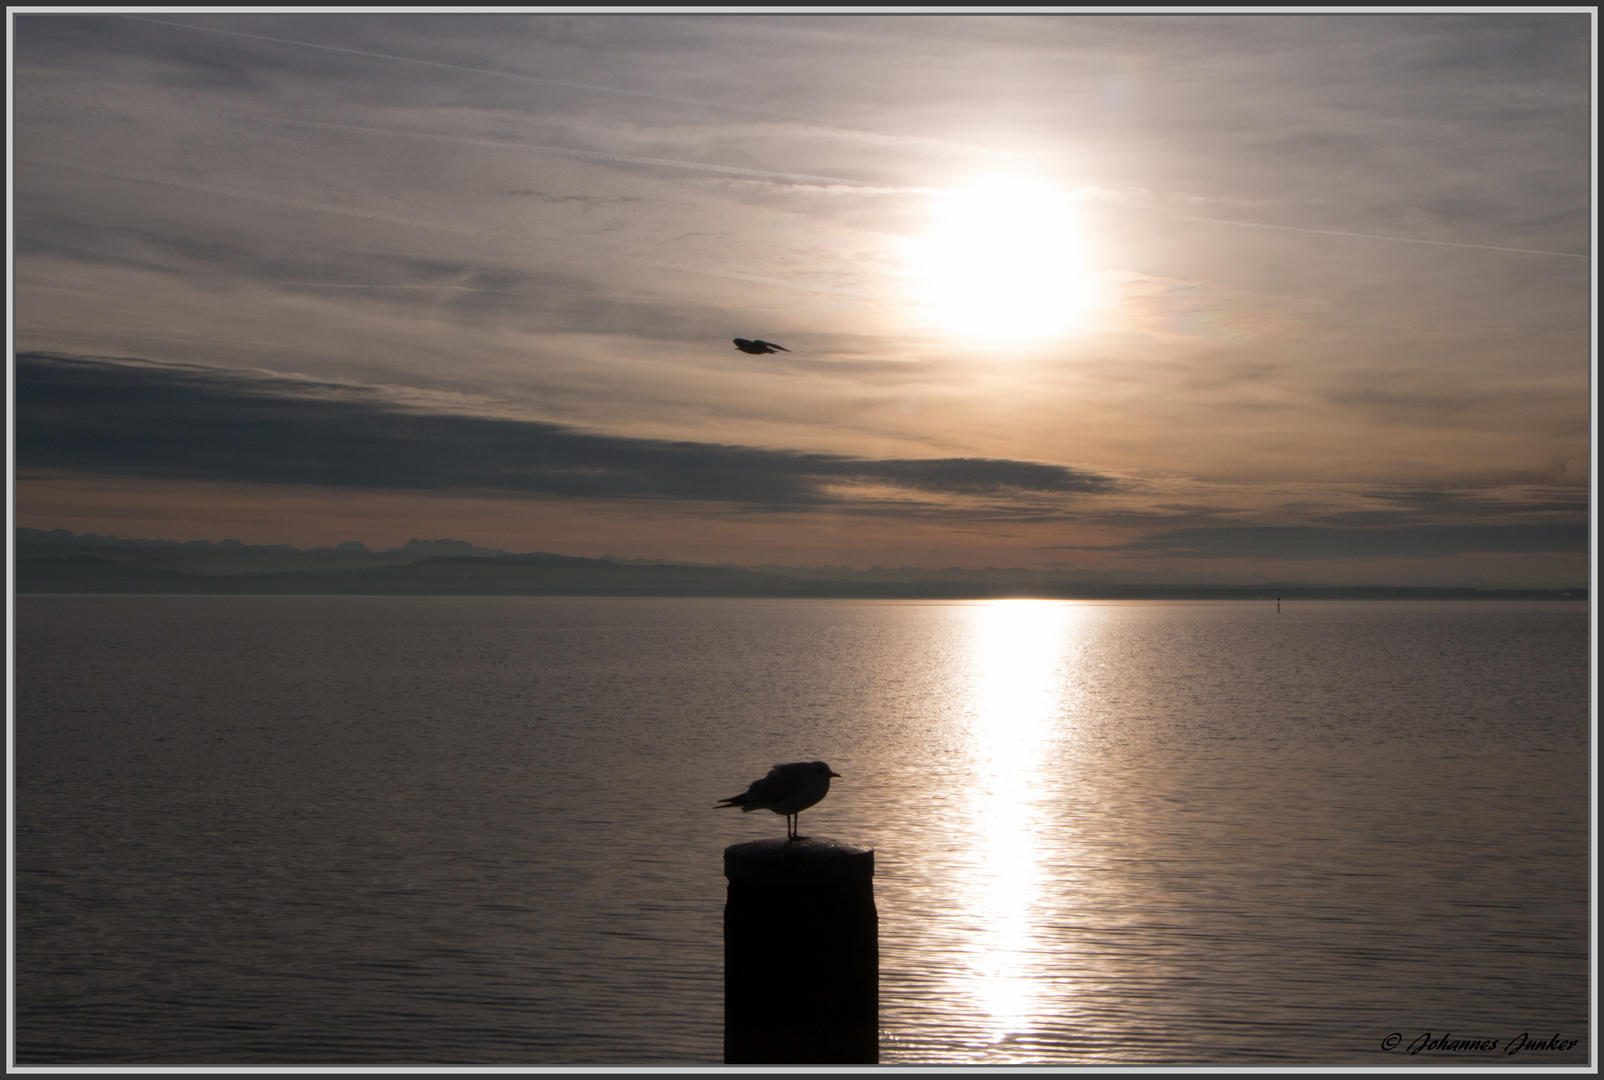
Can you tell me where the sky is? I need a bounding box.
[9,11,1594,586]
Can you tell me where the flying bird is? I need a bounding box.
[716,760,840,841]
[733,338,790,354]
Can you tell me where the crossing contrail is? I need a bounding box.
[117,14,792,117]
[248,116,1589,259]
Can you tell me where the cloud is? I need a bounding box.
[224,114,886,189]
[1103,204,1588,260]
[13,198,799,352]
[21,158,483,239]
[15,352,1117,509]
[12,13,1590,560]
[115,15,797,117]
[1082,524,1588,561]
[1311,487,1590,528]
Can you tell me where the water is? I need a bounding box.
[13,596,1590,1066]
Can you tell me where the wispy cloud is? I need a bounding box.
[1100,203,1590,260]
[114,14,796,118]
[229,114,886,189]
[239,110,1594,257]
[20,158,484,237]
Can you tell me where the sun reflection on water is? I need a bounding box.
[955,600,1083,1044]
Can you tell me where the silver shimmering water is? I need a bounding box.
[14,597,1589,1065]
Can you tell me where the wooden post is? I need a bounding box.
[723,837,878,1064]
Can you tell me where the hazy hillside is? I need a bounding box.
[14,530,1584,601]
[14,528,505,574]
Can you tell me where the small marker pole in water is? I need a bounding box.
[1277,595,1281,613]
[723,837,878,1064]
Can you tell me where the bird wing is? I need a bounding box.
[743,764,806,803]
[715,765,795,808]
[756,340,790,351]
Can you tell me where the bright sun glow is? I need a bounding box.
[907,177,1097,343]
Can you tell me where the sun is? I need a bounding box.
[906,177,1097,343]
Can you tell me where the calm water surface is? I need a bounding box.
[14,597,1590,1065]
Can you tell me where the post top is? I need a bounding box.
[723,837,874,884]
[725,837,871,859]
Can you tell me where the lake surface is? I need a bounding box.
[13,596,1591,1066]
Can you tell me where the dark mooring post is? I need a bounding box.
[723,837,878,1064]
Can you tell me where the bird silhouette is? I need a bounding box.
[716,760,839,841]
[733,338,790,355]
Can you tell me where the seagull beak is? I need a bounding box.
[829,770,841,777]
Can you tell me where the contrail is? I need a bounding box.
[117,14,791,117]
[239,115,882,188]
[20,158,483,237]
[1108,207,1589,260]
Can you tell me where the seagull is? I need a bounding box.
[733,338,790,355]
[716,760,840,841]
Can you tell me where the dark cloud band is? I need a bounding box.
[14,353,1115,507]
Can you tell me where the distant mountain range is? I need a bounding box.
[12,528,1585,601]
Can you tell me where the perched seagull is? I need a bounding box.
[733,338,790,355]
[716,760,840,841]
